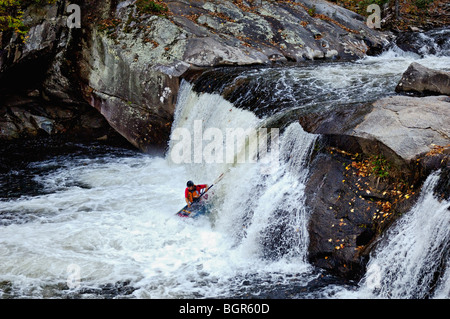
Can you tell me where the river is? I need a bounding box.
[0,32,449,299]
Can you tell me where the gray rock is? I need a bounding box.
[30,114,54,135]
[78,13,183,150]
[353,95,450,163]
[183,37,269,66]
[0,117,21,139]
[299,95,450,166]
[395,62,450,96]
[301,95,450,280]
[75,0,390,150]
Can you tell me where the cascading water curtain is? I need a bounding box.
[359,171,450,298]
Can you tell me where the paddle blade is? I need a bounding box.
[214,173,225,184]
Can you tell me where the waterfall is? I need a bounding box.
[1,34,449,298]
[167,80,318,267]
[214,122,317,263]
[354,171,450,298]
[404,28,450,57]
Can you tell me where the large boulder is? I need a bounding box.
[352,95,450,163]
[0,2,115,142]
[0,90,116,141]
[300,94,450,279]
[395,62,450,96]
[0,3,66,77]
[300,95,450,168]
[78,17,182,151]
[75,0,390,152]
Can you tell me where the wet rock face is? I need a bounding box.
[395,62,450,96]
[0,2,109,142]
[79,23,180,151]
[168,0,388,63]
[76,0,389,151]
[0,90,115,141]
[299,93,449,280]
[394,28,450,57]
[1,0,390,150]
[0,3,65,76]
[304,141,423,280]
[305,151,372,279]
[434,167,450,201]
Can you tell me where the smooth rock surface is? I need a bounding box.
[395,62,450,96]
[353,95,450,162]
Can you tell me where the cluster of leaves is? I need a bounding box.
[425,144,450,157]
[0,0,56,39]
[370,154,390,178]
[345,153,390,178]
[135,0,169,15]
[0,0,26,36]
[98,18,122,33]
[414,0,434,9]
[143,37,159,48]
[329,147,416,233]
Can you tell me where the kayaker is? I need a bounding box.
[185,180,208,207]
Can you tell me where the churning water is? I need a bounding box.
[1,40,449,298]
[336,172,450,299]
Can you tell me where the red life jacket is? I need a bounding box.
[185,184,207,203]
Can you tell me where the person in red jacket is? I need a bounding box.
[185,180,208,207]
